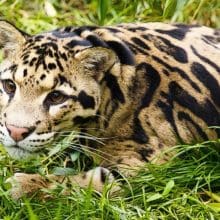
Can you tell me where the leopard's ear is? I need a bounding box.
[75,47,117,80]
[0,20,28,59]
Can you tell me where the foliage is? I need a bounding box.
[0,0,219,34]
[1,140,220,219]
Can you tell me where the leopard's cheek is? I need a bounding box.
[47,104,75,131]
[49,104,68,118]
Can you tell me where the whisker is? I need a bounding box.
[49,140,113,163]
[69,143,114,160]
[58,134,106,145]
[56,130,118,141]
[42,128,117,164]
[42,141,115,165]
[92,113,109,123]
[76,131,118,140]
[68,145,114,163]
[78,127,107,132]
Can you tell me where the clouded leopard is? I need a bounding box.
[0,20,219,199]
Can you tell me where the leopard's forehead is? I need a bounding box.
[21,34,70,72]
[2,34,76,90]
[20,30,94,69]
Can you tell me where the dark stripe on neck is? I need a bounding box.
[106,40,135,65]
[102,71,125,103]
[131,63,160,144]
[137,63,161,108]
[191,62,220,107]
[86,35,109,47]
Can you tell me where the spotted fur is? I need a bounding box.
[0,21,219,199]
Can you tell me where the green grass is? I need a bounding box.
[0,0,220,219]
[1,140,220,219]
[0,0,219,33]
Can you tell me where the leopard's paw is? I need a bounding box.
[6,173,47,200]
[71,167,121,194]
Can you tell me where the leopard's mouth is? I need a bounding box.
[11,144,43,152]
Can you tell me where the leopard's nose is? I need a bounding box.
[6,124,36,142]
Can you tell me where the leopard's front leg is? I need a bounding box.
[6,167,117,200]
[6,140,152,200]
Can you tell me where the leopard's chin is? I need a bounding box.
[5,145,38,160]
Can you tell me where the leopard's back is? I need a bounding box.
[86,23,220,148]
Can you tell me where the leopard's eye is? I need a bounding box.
[2,79,16,96]
[45,91,68,106]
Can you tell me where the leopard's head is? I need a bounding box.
[0,21,116,159]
